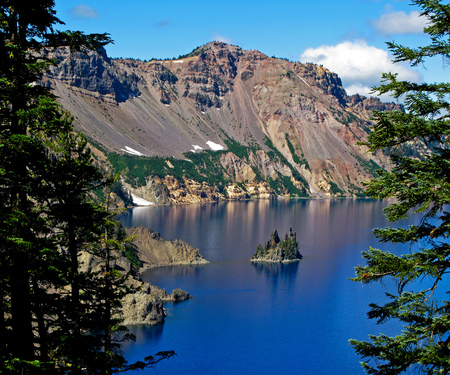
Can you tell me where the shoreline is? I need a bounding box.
[128,195,376,208]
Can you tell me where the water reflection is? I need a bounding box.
[120,199,421,375]
[251,261,300,295]
[141,264,208,282]
[119,199,390,263]
[119,199,395,297]
[128,322,164,346]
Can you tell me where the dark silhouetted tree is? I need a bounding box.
[0,1,174,373]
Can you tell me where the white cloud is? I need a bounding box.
[372,10,428,36]
[210,33,232,44]
[300,40,422,97]
[71,4,98,19]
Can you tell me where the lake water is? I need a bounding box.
[119,199,420,374]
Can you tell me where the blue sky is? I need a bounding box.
[54,0,439,98]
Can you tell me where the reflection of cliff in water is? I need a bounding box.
[119,199,396,293]
[252,261,300,294]
[142,264,208,281]
[126,321,164,347]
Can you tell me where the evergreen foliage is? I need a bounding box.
[108,151,228,187]
[285,134,310,171]
[108,134,312,197]
[264,136,309,195]
[0,1,174,373]
[252,228,301,262]
[350,1,450,373]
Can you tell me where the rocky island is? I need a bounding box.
[79,224,208,325]
[251,228,302,262]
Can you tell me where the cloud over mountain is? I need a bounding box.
[300,40,422,97]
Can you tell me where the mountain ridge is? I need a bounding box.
[43,41,401,202]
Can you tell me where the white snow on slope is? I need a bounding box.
[131,193,154,206]
[121,146,144,156]
[206,141,224,151]
[296,74,310,87]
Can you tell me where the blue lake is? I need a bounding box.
[119,199,423,374]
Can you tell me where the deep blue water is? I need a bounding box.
[118,199,423,374]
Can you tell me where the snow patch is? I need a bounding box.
[131,193,154,206]
[296,74,310,87]
[206,141,224,151]
[121,146,145,156]
[192,145,203,150]
[173,60,184,63]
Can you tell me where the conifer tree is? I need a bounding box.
[0,2,111,371]
[0,1,175,373]
[350,1,450,373]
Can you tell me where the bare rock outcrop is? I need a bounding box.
[120,283,191,326]
[121,292,166,325]
[124,226,209,269]
[251,228,302,263]
[121,279,191,325]
[77,233,197,326]
[43,47,141,103]
[45,42,406,200]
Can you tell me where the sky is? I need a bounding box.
[53,0,441,99]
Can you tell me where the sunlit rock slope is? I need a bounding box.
[44,42,401,201]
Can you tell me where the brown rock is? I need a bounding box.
[45,42,402,200]
[124,226,209,269]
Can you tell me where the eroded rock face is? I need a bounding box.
[121,292,166,325]
[121,281,191,325]
[124,226,209,269]
[44,47,141,103]
[45,42,403,199]
[125,174,275,205]
[77,231,197,326]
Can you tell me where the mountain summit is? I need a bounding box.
[44,42,400,202]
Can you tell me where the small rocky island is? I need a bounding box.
[251,228,302,262]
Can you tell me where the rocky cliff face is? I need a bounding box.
[77,224,204,325]
[45,42,401,201]
[124,226,208,269]
[42,47,141,103]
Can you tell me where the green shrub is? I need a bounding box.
[285,134,310,171]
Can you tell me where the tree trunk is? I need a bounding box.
[9,252,34,361]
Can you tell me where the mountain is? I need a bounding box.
[43,42,401,203]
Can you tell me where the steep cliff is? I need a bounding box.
[44,42,401,201]
[77,224,204,325]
